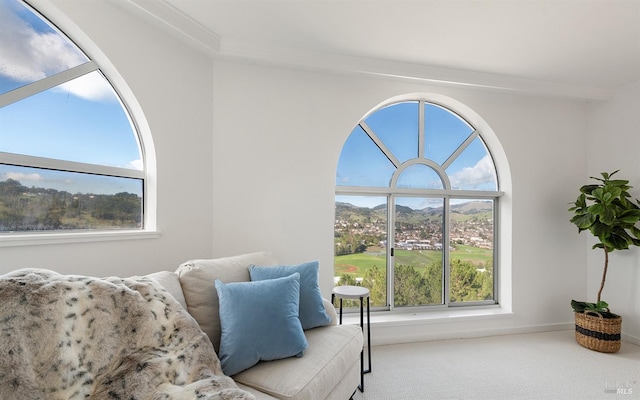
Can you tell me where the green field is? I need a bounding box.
[334,245,492,277]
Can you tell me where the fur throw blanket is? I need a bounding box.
[0,268,254,400]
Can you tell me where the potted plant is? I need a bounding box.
[568,170,640,352]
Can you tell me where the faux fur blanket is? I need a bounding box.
[0,268,254,400]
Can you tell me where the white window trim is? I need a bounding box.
[0,230,161,247]
[336,92,513,315]
[0,152,144,180]
[340,303,511,326]
[0,0,159,244]
[0,63,98,108]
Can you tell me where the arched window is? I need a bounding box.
[335,96,503,310]
[0,0,154,236]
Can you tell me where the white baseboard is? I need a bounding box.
[369,321,574,346]
[622,332,640,346]
[339,307,640,347]
[366,319,640,347]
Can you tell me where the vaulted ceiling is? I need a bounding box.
[125,0,640,100]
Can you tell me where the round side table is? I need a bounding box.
[331,285,371,392]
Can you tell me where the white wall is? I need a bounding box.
[0,1,215,277]
[212,60,589,343]
[0,1,609,344]
[586,82,640,341]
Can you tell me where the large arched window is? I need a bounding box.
[335,96,503,310]
[0,0,154,238]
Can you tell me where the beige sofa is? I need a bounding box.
[149,251,364,400]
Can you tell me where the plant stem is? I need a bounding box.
[597,247,609,303]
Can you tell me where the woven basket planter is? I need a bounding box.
[574,311,622,353]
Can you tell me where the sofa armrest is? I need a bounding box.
[322,297,338,326]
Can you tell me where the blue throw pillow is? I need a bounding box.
[215,273,308,376]
[249,260,332,330]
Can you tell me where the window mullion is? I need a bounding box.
[0,151,144,180]
[0,62,98,108]
[418,100,425,159]
[493,197,500,304]
[442,129,479,171]
[337,186,503,199]
[360,121,401,168]
[443,198,451,306]
[388,194,395,310]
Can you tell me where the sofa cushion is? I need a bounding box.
[233,324,363,400]
[142,270,188,310]
[175,252,279,351]
[322,298,338,326]
[249,261,332,330]
[235,383,279,400]
[216,273,308,376]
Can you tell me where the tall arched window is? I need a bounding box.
[0,0,154,237]
[335,96,503,310]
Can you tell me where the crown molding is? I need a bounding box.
[218,40,613,101]
[97,1,614,101]
[120,0,221,56]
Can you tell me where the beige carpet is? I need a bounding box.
[352,330,640,400]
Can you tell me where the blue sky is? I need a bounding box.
[0,0,142,195]
[1,0,494,200]
[336,102,497,209]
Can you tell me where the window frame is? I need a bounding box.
[335,96,504,313]
[0,0,158,246]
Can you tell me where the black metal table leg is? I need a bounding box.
[331,285,372,393]
[364,295,371,374]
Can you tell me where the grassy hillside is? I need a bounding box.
[335,245,492,277]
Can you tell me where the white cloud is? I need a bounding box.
[449,155,496,190]
[0,5,84,80]
[3,172,43,183]
[127,159,143,171]
[336,173,350,184]
[57,71,114,102]
[0,3,111,102]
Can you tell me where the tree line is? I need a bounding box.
[0,179,141,231]
[335,259,493,307]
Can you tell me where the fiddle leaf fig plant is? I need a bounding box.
[569,170,640,316]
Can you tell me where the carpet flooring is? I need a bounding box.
[351,330,640,400]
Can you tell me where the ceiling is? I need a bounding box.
[127,0,640,100]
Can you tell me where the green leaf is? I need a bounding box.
[618,209,640,224]
[580,185,599,195]
[608,186,623,198]
[603,232,631,251]
[590,222,611,238]
[599,207,616,225]
[587,203,604,215]
[607,179,630,188]
[571,300,589,312]
[573,193,587,209]
[570,213,595,229]
[594,186,622,205]
[591,187,605,201]
[571,300,616,316]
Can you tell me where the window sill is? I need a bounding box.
[0,230,161,247]
[338,305,513,327]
